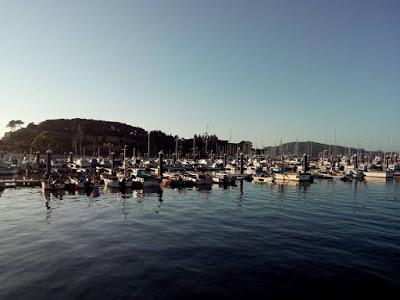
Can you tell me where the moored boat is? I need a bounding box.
[253,174,274,184]
[363,170,394,179]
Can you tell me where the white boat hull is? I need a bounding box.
[253,176,274,183]
[274,173,311,182]
[363,171,394,178]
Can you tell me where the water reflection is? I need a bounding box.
[43,190,66,222]
[393,176,400,191]
[272,180,311,195]
[43,189,65,201]
[364,177,392,184]
[155,189,164,213]
[196,186,212,192]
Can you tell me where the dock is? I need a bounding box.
[0,179,41,188]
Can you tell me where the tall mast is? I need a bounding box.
[193,135,196,159]
[175,136,179,158]
[147,131,151,159]
[123,145,127,177]
[334,130,337,157]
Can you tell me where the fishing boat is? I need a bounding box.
[253,173,274,184]
[75,158,92,169]
[273,172,311,182]
[363,170,394,179]
[183,172,212,187]
[246,165,262,175]
[273,165,312,182]
[161,172,187,188]
[347,169,364,179]
[224,164,237,174]
[0,160,19,175]
[211,172,236,185]
[132,168,160,188]
[391,164,400,176]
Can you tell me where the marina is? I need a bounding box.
[1,147,400,194]
[2,1,400,298]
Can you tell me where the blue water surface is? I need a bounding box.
[1,179,399,299]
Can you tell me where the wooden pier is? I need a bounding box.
[0,179,41,188]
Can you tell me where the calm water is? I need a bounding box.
[1,179,400,299]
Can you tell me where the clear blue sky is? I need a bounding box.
[1,0,399,150]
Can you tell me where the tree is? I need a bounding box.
[6,120,16,132]
[31,132,51,152]
[14,120,24,129]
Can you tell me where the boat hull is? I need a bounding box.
[363,171,394,178]
[274,173,311,182]
[253,176,274,183]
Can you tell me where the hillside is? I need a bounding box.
[0,118,366,158]
[0,118,226,156]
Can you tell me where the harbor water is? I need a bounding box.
[1,179,399,299]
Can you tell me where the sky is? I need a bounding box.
[1,0,399,150]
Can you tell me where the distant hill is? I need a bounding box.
[262,141,365,158]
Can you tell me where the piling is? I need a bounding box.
[69,152,74,164]
[159,150,164,177]
[111,152,115,174]
[223,153,227,167]
[45,150,52,178]
[240,153,244,175]
[36,151,40,166]
[354,154,358,170]
[303,153,309,173]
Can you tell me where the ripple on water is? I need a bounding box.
[0,180,399,298]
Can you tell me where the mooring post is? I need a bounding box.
[45,150,52,178]
[240,153,244,175]
[159,150,164,177]
[223,153,227,167]
[36,151,40,167]
[69,152,74,164]
[303,153,308,173]
[354,154,358,170]
[111,152,115,175]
